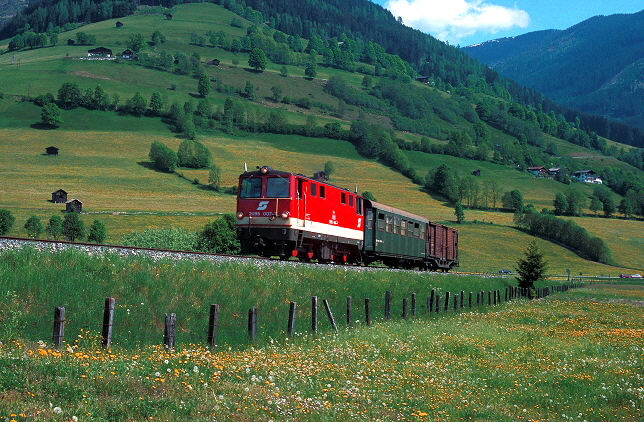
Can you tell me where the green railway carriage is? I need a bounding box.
[364,200,429,268]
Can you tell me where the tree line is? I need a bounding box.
[0,209,106,243]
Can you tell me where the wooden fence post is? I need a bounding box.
[207,304,220,349]
[164,313,176,350]
[101,298,115,349]
[435,295,441,314]
[346,296,352,326]
[312,296,318,333]
[411,293,416,316]
[429,290,435,314]
[52,306,65,349]
[365,298,371,327]
[444,292,450,312]
[287,302,297,337]
[460,291,464,309]
[248,307,257,343]
[402,298,408,319]
[454,293,458,311]
[323,299,338,333]
[469,292,473,308]
[384,291,391,320]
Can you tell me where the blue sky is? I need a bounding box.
[371,0,644,46]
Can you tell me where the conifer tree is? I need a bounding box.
[515,240,548,290]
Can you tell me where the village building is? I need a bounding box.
[527,166,548,177]
[87,47,113,58]
[115,21,123,28]
[571,170,603,184]
[51,189,67,203]
[121,49,134,59]
[65,199,83,213]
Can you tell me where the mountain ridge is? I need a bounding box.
[463,9,644,131]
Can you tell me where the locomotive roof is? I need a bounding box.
[240,168,352,192]
[364,200,430,223]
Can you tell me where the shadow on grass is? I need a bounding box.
[30,123,58,130]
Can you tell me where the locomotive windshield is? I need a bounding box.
[266,177,290,198]
[238,176,290,198]
[239,177,262,198]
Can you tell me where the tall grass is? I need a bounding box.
[0,247,516,348]
[0,274,641,420]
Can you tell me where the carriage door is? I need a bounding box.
[364,208,374,251]
[297,178,306,227]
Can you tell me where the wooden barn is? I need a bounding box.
[46,146,59,155]
[65,199,83,213]
[115,21,123,28]
[51,189,68,203]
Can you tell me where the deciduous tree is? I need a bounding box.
[24,215,43,238]
[0,209,15,235]
[87,219,107,243]
[248,48,267,71]
[62,212,84,241]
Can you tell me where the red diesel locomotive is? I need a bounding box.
[235,166,458,270]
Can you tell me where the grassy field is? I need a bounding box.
[0,247,642,420]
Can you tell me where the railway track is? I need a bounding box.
[0,236,465,275]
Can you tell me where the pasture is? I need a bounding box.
[0,246,642,420]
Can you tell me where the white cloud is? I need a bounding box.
[384,0,530,44]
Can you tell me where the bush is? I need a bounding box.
[24,215,43,238]
[120,228,198,250]
[177,140,211,168]
[195,215,240,254]
[149,141,178,172]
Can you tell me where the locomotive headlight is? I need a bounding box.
[236,211,244,219]
[280,211,290,219]
[260,166,270,174]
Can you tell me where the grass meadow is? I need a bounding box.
[0,247,642,420]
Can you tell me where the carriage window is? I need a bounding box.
[349,195,354,207]
[239,177,262,198]
[401,219,406,236]
[341,192,347,204]
[310,183,317,197]
[377,213,385,231]
[366,209,373,229]
[408,221,414,237]
[420,223,426,240]
[356,198,363,215]
[386,215,393,232]
[414,223,420,238]
[266,177,290,198]
[394,216,400,234]
[319,185,326,199]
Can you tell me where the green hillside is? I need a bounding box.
[1,3,643,273]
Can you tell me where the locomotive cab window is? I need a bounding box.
[310,183,317,197]
[377,213,385,231]
[319,185,326,199]
[239,177,262,198]
[266,177,290,198]
[341,192,346,204]
[349,195,354,207]
[356,198,363,215]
